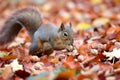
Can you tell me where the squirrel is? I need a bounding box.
[0,7,74,57]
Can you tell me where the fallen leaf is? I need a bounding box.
[63,55,81,70]
[15,70,30,79]
[50,57,59,64]
[103,48,120,60]
[1,66,13,79]
[55,69,76,80]
[90,0,102,4]
[1,55,17,61]
[92,17,110,27]
[76,23,91,30]
[5,59,23,72]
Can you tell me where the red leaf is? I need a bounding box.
[15,70,30,79]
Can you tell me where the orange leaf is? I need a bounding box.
[1,55,17,61]
[113,60,120,69]
[55,69,76,80]
[106,27,120,35]
[63,55,81,70]
[50,57,59,64]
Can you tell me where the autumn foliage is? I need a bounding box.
[0,0,120,80]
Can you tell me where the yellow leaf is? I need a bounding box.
[76,23,91,30]
[90,0,102,4]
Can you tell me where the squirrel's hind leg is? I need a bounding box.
[42,42,53,56]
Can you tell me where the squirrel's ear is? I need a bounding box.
[69,22,72,28]
[59,23,65,31]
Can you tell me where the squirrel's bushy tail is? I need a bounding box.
[0,7,42,45]
[0,19,22,45]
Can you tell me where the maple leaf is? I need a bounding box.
[5,59,23,72]
[103,48,120,60]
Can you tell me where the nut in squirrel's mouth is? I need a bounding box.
[66,45,74,52]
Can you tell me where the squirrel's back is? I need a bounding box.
[0,7,42,45]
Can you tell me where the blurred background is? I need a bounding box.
[0,0,120,30]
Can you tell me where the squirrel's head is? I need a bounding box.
[58,22,74,52]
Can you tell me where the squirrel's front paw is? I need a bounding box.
[66,45,74,52]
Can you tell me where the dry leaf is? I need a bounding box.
[55,69,76,80]
[103,48,120,60]
[5,59,23,72]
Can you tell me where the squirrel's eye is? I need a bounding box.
[63,32,68,37]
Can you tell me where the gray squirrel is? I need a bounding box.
[0,7,74,56]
